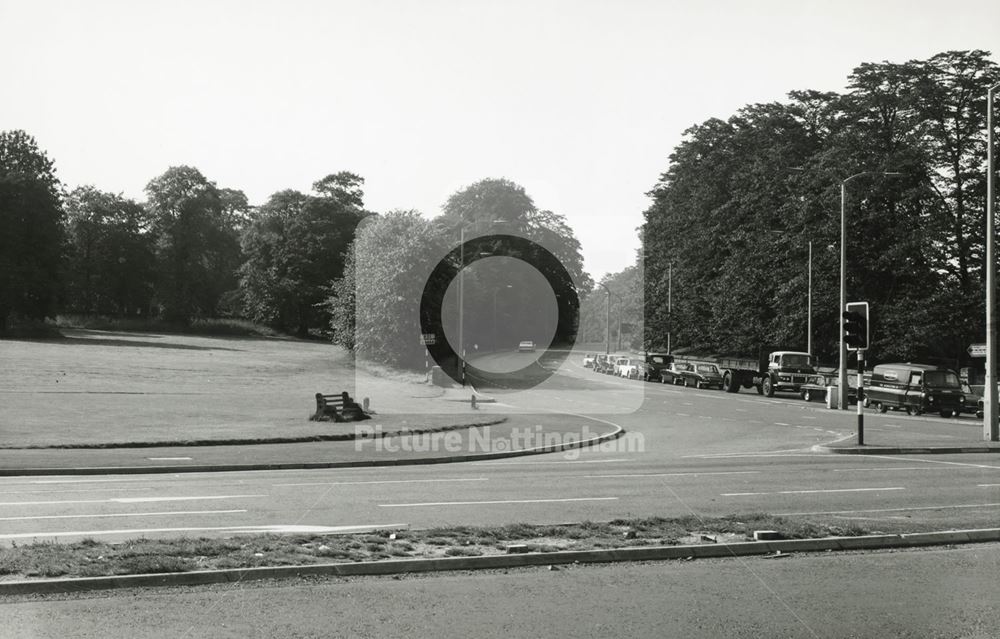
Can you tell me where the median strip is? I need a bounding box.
[1,513,997,595]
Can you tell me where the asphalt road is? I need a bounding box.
[6,544,1000,638]
[2,352,999,544]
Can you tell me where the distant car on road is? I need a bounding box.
[680,363,724,389]
[518,340,536,352]
[612,356,631,377]
[582,353,597,368]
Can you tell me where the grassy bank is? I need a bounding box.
[0,514,902,581]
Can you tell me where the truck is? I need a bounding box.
[674,349,816,397]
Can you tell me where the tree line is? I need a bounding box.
[637,49,1000,367]
[0,135,590,369]
[0,129,368,337]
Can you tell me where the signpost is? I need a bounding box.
[968,343,987,358]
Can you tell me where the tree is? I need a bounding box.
[437,178,591,347]
[326,210,447,368]
[0,130,64,332]
[239,173,368,335]
[64,186,155,316]
[144,166,246,324]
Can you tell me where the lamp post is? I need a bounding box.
[838,171,903,409]
[492,285,512,352]
[986,82,1000,441]
[599,283,611,354]
[667,263,672,354]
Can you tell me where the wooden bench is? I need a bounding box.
[310,392,369,422]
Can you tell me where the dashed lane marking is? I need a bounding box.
[380,497,618,507]
[722,487,905,496]
[274,478,488,487]
[0,509,247,522]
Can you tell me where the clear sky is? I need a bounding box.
[2,0,998,281]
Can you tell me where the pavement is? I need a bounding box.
[813,414,1000,454]
[0,411,624,475]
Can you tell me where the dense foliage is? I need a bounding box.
[641,50,1000,367]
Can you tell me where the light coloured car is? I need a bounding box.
[617,358,642,379]
[582,353,597,368]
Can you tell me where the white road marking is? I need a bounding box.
[380,497,618,507]
[471,459,626,466]
[801,416,817,420]
[275,478,488,487]
[860,455,1000,471]
[146,457,193,461]
[0,523,409,541]
[776,503,1000,516]
[0,509,247,522]
[977,484,1000,487]
[722,487,905,496]
[775,422,791,426]
[676,413,691,417]
[0,494,266,506]
[580,471,759,479]
[833,467,959,472]
[0,487,156,495]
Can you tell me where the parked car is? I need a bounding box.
[865,363,964,417]
[679,362,724,389]
[617,358,642,379]
[518,340,535,352]
[612,356,631,376]
[644,352,673,382]
[593,354,616,374]
[582,353,597,368]
[660,361,693,385]
[961,383,982,418]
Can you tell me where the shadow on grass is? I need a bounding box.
[54,335,242,352]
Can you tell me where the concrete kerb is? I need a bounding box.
[814,444,1000,455]
[4,527,999,596]
[0,421,626,477]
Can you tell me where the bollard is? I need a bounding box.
[471,394,478,410]
[363,397,370,412]
[826,386,838,409]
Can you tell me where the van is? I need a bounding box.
[865,363,965,417]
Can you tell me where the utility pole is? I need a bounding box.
[986,82,1000,441]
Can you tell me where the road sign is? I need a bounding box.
[420,333,436,346]
[968,343,987,357]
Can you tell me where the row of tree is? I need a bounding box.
[0,133,591,364]
[636,49,1000,366]
[0,129,367,336]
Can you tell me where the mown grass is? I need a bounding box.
[0,514,894,581]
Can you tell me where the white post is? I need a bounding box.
[987,83,1000,441]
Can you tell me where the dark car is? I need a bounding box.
[644,353,673,382]
[660,361,692,385]
[961,383,982,418]
[680,362,724,389]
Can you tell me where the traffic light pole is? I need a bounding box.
[857,353,865,446]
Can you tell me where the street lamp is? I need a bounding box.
[986,82,1000,441]
[599,283,611,355]
[838,171,903,410]
[492,285,513,352]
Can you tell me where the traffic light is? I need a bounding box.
[843,301,869,351]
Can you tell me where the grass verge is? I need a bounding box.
[0,513,925,581]
[53,315,283,338]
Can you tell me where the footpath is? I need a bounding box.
[814,410,1000,454]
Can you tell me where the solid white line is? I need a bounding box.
[776,503,1000,516]
[0,523,409,541]
[275,478,488,487]
[722,487,905,497]
[580,471,760,479]
[775,422,791,426]
[860,455,1000,471]
[380,497,619,507]
[146,457,193,461]
[471,459,626,466]
[977,484,1000,487]
[0,509,247,522]
[832,467,959,472]
[0,494,266,506]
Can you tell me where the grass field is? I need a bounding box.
[0,329,463,447]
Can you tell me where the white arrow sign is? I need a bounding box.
[968,343,987,357]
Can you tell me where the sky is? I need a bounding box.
[2,0,998,281]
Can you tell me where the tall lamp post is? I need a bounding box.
[599,283,611,354]
[838,171,903,409]
[986,82,1000,441]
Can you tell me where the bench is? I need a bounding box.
[310,392,369,422]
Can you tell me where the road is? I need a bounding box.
[2,350,999,544]
[5,544,1000,638]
